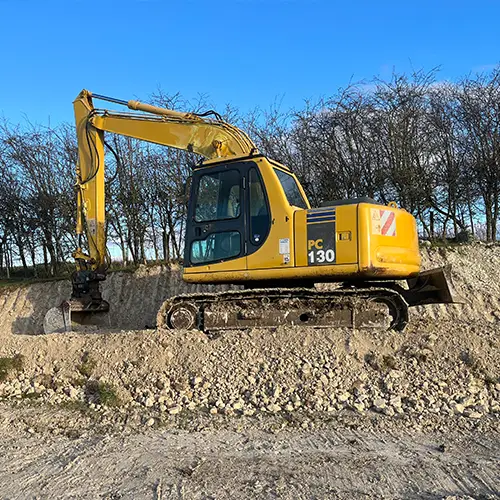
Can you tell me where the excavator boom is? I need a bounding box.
[72,89,257,266]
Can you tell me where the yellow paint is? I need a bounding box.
[183,260,417,283]
[334,205,358,265]
[186,198,420,282]
[358,203,420,272]
[245,158,309,270]
[73,92,106,269]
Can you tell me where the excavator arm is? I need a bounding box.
[73,89,257,266]
[43,89,258,333]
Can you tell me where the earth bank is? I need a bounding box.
[0,244,498,498]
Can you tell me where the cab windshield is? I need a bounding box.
[273,168,308,209]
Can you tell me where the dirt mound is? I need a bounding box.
[0,318,498,432]
[0,244,498,433]
[416,243,500,323]
[0,265,227,336]
[1,243,500,336]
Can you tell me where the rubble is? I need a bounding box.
[0,243,498,435]
[0,318,496,434]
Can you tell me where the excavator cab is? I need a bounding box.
[185,160,274,270]
[183,156,420,285]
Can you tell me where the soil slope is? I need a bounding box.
[0,244,498,499]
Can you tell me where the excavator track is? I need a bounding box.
[157,287,409,334]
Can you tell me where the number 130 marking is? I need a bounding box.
[308,248,335,264]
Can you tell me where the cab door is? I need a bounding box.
[245,165,271,259]
[185,162,248,270]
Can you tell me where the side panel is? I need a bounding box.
[295,205,358,268]
[245,158,299,271]
[183,264,361,283]
[358,203,420,276]
[334,205,358,265]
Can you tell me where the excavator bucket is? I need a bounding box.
[43,271,110,334]
[43,300,111,334]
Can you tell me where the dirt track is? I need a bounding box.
[0,244,499,498]
[0,415,498,499]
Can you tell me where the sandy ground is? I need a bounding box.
[0,244,499,499]
[0,416,498,500]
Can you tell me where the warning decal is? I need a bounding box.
[371,209,396,237]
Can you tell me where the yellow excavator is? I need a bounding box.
[43,89,453,334]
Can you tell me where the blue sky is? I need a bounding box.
[1,0,499,126]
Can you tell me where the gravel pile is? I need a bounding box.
[0,317,497,432]
[0,243,498,432]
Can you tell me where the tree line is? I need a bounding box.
[1,68,499,278]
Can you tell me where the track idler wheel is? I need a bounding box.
[158,301,199,330]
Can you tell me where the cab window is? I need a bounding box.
[191,231,241,264]
[249,168,270,245]
[195,170,241,222]
[273,168,308,209]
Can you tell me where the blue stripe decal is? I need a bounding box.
[307,221,335,225]
[308,207,337,212]
[307,214,337,221]
[307,219,336,224]
[307,220,336,224]
[307,207,336,224]
[308,209,336,214]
